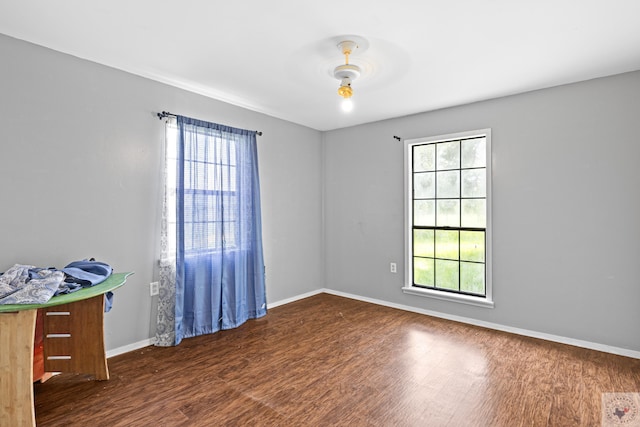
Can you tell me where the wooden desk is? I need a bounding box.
[0,272,132,427]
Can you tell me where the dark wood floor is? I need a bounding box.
[35,293,640,426]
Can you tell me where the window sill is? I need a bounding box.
[402,286,494,309]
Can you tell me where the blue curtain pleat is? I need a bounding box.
[173,115,266,345]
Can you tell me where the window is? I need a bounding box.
[403,129,493,308]
[165,121,239,254]
[158,114,266,347]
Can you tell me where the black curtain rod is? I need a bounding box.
[157,111,263,136]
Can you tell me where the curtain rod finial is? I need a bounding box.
[393,135,402,141]
[157,111,174,120]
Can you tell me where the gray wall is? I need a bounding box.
[324,70,640,353]
[0,34,323,350]
[2,32,639,355]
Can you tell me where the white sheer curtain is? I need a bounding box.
[156,120,177,346]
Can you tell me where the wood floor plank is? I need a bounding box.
[548,348,584,426]
[33,293,640,426]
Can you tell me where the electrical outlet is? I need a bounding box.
[150,281,159,296]
[390,262,397,273]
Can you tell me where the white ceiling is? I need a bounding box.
[1,1,639,131]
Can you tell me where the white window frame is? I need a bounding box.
[403,129,493,309]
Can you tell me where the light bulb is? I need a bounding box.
[341,97,354,113]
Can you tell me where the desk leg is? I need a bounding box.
[0,309,37,427]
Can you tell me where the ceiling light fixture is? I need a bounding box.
[334,40,361,113]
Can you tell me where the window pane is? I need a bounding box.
[461,199,486,228]
[460,231,485,262]
[223,194,238,219]
[208,222,220,249]
[184,162,193,189]
[414,257,434,287]
[228,141,237,166]
[436,200,460,227]
[223,221,236,247]
[460,262,485,295]
[216,139,235,165]
[207,196,218,222]
[194,193,207,221]
[413,144,435,172]
[221,166,231,192]
[436,140,460,170]
[461,169,485,198]
[435,230,459,260]
[414,200,435,226]
[184,222,193,250]
[461,137,486,168]
[183,140,194,161]
[414,229,434,257]
[435,259,459,290]
[436,170,460,198]
[228,166,237,191]
[414,172,435,199]
[191,222,207,250]
[184,194,197,222]
[205,163,218,190]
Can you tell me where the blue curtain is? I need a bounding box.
[172,115,266,345]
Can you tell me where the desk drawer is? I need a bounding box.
[42,295,109,379]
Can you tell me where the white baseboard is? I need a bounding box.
[267,288,325,309]
[322,288,640,360]
[106,289,640,360]
[107,338,156,358]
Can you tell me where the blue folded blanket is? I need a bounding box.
[58,259,113,294]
